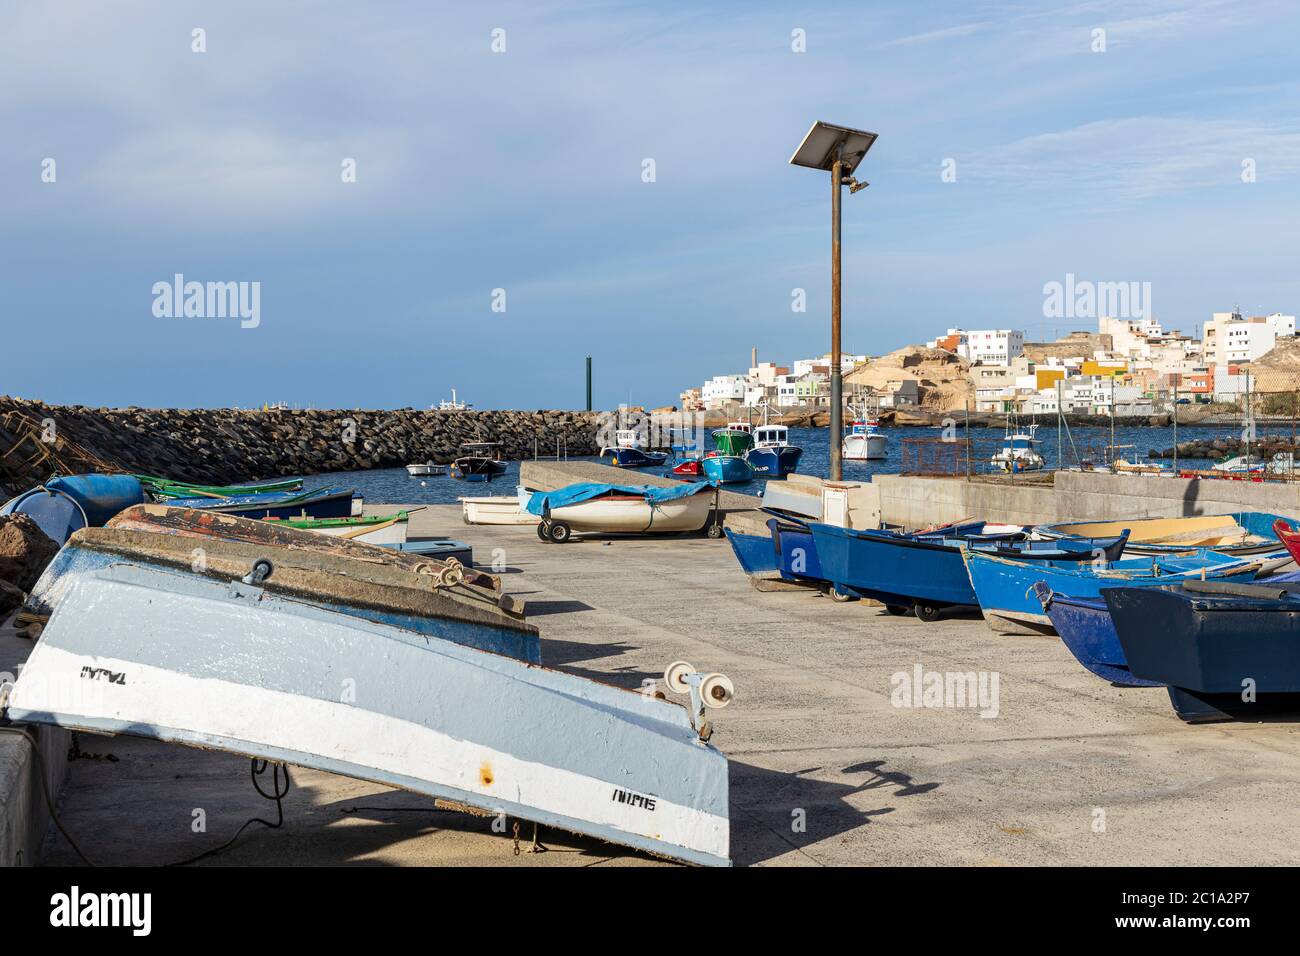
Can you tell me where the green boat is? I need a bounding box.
[266,510,411,545]
[711,427,754,456]
[136,474,305,498]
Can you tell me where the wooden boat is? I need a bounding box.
[405,462,448,477]
[8,561,731,865]
[451,443,508,482]
[964,547,1259,635]
[1037,512,1290,556]
[136,475,303,497]
[1104,581,1300,722]
[460,494,539,525]
[524,481,719,542]
[1268,519,1300,566]
[1032,582,1162,687]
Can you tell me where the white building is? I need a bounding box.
[791,353,867,377]
[701,374,746,409]
[1203,311,1296,365]
[959,329,1024,365]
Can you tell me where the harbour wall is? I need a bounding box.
[875,472,1300,527]
[0,398,603,496]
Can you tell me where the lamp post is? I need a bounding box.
[790,121,877,481]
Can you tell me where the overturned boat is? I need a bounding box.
[5,556,732,865]
[26,505,538,663]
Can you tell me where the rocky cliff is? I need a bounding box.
[0,397,601,496]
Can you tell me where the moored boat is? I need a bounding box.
[745,424,802,478]
[451,443,509,482]
[964,547,1259,635]
[406,462,448,477]
[600,429,669,468]
[989,422,1045,474]
[1104,581,1300,721]
[842,418,886,461]
[7,561,732,864]
[701,452,753,484]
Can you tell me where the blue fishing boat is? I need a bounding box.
[1104,581,1300,722]
[9,558,732,865]
[702,453,753,483]
[1031,582,1162,687]
[1,474,146,544]
[723,525,779,577]
[964,547,1260,635]
[810,523,1132,621]
[159,486,359,519]
[600,429,668,468]
[746,425,802,478]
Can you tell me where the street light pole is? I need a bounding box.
[789,121,877,485]
[830,149,844,481]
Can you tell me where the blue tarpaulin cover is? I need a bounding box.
[525,481,716,516]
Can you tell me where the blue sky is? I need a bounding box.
[3,0,1298,409]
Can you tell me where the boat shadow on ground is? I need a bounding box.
[728,758,941,866]
[522,599,596,616]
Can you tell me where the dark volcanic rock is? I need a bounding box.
[0,513,59,617]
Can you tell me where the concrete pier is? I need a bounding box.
[31,503,1300,866]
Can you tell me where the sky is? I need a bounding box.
[3,0,1299,410]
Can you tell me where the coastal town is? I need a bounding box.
[682,310,1300,419]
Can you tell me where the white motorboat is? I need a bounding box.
[461,494,539,525]
[406,461,448,477]
[842,419,887,461]
[990,423,1046,473]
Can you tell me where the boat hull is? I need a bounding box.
[701,455,753,484]
[724,528,778,576]
[601,448,669,468]
[843,434,886,461]
[162,488,359,520]
[1104,585,1300,721]
[1039,512,1289,556]
[461,496,539,525]
[283,514,410,546]
[1033,583,1162,687]
[809,524,977,608]
[9,564,729,865]
[406,464,447,477]
[451,458,508,482]
[549,492,712,534]
[746,446,802,478]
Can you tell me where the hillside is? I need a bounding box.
[845,345,974,411]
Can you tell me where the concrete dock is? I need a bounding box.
[31,502,1300,866]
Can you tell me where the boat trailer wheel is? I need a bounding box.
[547,521,572,543]
[536,520,551,542]
[884,604,909,616]
[826,584,858,603]
[705,518,725,539]
[913,602,942,623]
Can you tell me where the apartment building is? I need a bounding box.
[1203,311,1296,364]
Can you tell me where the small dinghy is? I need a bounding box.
[6,564,732,865]
[405,462,447,477]
[523,481,720,543]
[460,494,539,525]
[266,510,414,547]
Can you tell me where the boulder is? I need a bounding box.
[0,513,59,618]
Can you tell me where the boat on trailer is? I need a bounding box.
[523,481,720,543]
[451,443,509,482]
[6,560,732,865]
